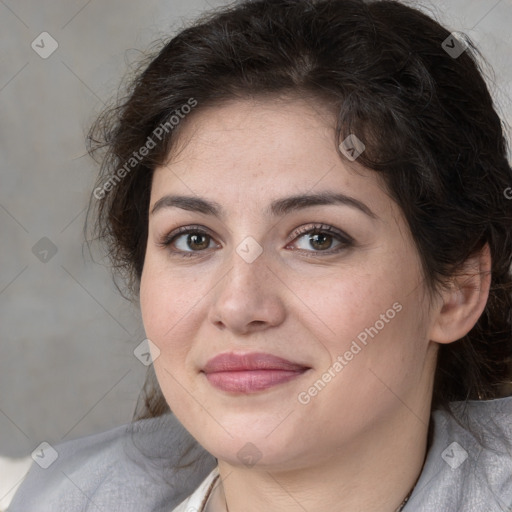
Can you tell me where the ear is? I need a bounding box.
[429,243,491,344]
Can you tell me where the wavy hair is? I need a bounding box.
[86,0,512,420]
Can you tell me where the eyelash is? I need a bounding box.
[158,223,354,259]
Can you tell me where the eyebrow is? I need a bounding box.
[150,192,377,220]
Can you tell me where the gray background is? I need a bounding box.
[1,0,511,458]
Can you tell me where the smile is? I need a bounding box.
[201,352,311,393]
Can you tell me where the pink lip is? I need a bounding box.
[202,352,310,393]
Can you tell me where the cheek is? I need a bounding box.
[140,264,180,355]
[297,267,399,343]
[141,256,192,332]
[306,255,427,372]
[139,258,212,368]
[139,263,202,408]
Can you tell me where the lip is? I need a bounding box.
[202,352,310,393]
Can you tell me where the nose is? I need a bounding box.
[207,242,286,335]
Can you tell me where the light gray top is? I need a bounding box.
[8,397,512,512]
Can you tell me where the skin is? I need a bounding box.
[140,96,491,512]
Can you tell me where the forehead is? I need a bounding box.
[150,97,391,217]
[166,96,337,165]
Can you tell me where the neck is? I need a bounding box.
[213,399,431,512]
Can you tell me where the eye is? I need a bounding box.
[158,225,219,257]
[158,223,353,259]
[286,223,353,255]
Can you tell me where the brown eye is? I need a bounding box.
[306,232,335,251]
[182,233,211,251]
[170,231,214,252]
[160,226,218,257]
[288,224,354,255]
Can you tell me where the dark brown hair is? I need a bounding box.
[86,0,512,420]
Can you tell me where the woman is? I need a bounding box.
[8,0,512,511]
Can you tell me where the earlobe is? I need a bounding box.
[429,243,491,345]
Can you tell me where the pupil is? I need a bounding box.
[310,233,331,250]
[189,233,208,250]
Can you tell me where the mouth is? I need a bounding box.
[201,352,311,393]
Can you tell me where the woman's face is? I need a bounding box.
[140,97,438,470]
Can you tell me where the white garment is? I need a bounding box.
[171,397,512,512]
[0,456,32,511]
[7,397,512,512]
[171,466,220,512]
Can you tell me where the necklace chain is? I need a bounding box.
[224,488,412,512]
[395,489,412,512]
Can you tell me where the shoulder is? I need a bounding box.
[405,396,512,511]
[7,413,216,512]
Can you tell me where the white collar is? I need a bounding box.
[171,466,220,512]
